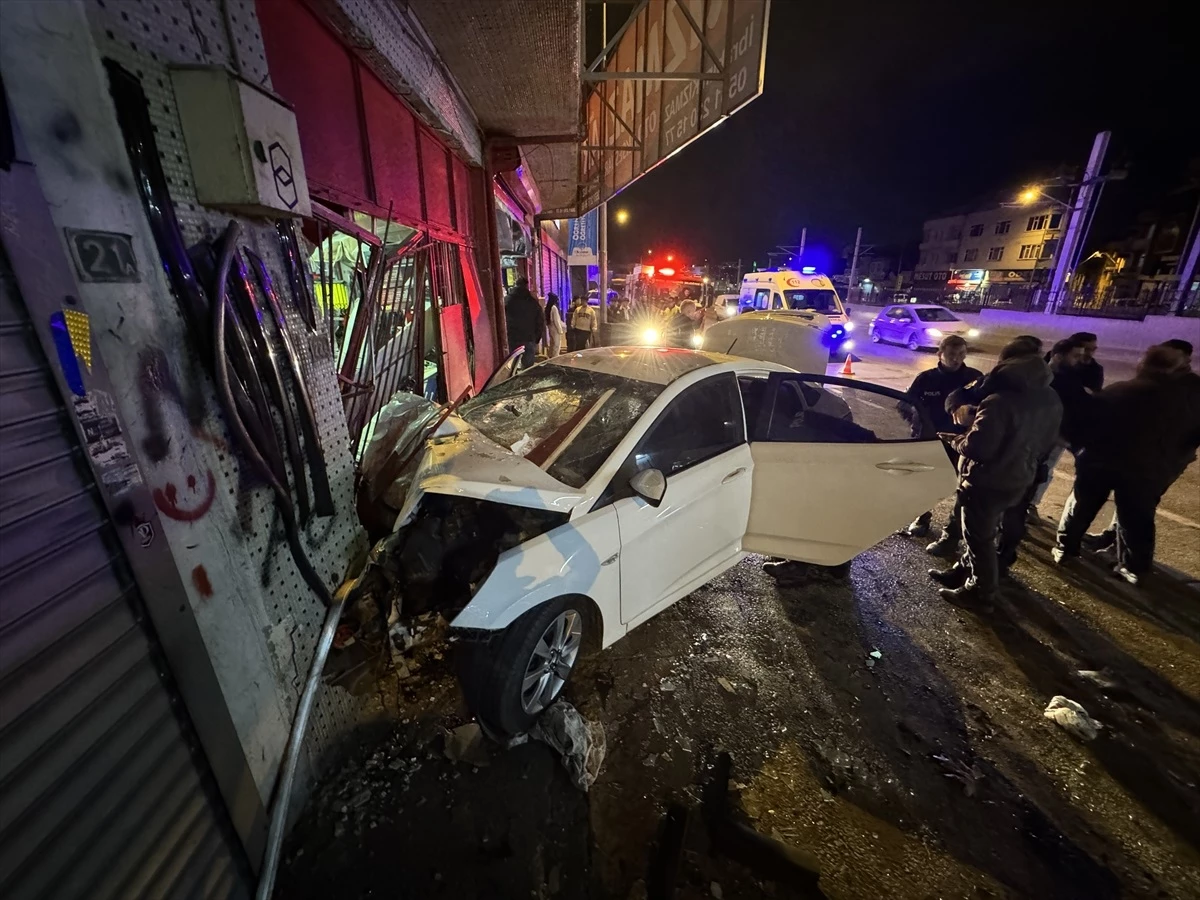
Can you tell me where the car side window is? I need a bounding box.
[755,375,930,443]
[772,293,784,309]
[753,288,770,310]
[633,373,745,475]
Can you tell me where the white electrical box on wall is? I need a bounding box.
[169,66,311,218]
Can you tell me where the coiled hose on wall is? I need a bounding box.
[211,221,344,900]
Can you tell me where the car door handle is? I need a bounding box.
[722,467,747,484]
[876,460,936,474]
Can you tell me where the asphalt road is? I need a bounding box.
[837,309,1200,582]
[279,533,1200,899]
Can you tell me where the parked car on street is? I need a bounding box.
[348,347,956,735]
[868,304,981,350]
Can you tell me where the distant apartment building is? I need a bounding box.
[915,202,1065,294]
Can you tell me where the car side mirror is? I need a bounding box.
[629,468,666,507]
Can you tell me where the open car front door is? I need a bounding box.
[743,373,957,565]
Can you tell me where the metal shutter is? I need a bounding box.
[0,246,252,900]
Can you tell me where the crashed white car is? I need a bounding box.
[353,347,955,735]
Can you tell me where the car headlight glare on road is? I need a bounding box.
[641,327,661,345]
[926,328,944,338]
[690,332,704,348]
[843,320,855,331]
[968,328,981,338]
[843,339,855,350]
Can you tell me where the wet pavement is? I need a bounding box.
[277,510,1200,899]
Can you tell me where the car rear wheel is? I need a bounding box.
[907,333,921,351]
[459,597,586,736]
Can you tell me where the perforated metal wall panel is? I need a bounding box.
[0,247,252,900]
[82,0,364,783]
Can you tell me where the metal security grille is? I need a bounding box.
[0,248,252,899]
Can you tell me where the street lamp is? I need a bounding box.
[1018,186,1071,210]
[614,208,629,225]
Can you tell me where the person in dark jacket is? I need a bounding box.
[1055,344,1200,584]
[933,348,1062,605]
[1030,338,1093,511]
[1070,331,1103,392]
[504,277,543,368]
[900,335,982,554]
[1083,339,1197,552]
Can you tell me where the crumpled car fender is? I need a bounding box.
[452,506,625,649]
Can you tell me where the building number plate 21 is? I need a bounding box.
[65,228,140,283]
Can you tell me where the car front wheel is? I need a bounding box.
[870,330,882,343]
[459,597,586,736]
[907,334,921,351]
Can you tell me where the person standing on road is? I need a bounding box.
[567,296,597,351]
[900,335,982,556]
[1072,331,1103,391]
[544,292,565,357]
[1083,339,1197,553]
[1055,344,1200,585]
[504,277,543,369]
[932,341,1062,607]
[665,299,704,348]
[1030,338,1093,514]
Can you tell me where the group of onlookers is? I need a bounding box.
[906,329,1200,604]
[503,277,603,366]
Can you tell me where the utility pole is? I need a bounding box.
[598,203,608,328]
[797,227,806,265]
[1174,192,1200,315]
[846,227,863,304]
[1047,130,1110,314]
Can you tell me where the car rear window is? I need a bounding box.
[459,364,663,488]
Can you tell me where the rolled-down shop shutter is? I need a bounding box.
[0,252,251,897]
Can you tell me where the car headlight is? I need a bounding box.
[690,332,704,348]
[843,320,855,331]
[723,304,738,318]
[641,327,661,345]
[843,339,855,350]
[926,328,944,338]
[968,328,980,338]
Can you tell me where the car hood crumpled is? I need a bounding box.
[395,419,586,527]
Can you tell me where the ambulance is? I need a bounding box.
[738,268,854,356]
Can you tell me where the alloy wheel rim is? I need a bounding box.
[521,610,582,715]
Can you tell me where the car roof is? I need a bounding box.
[549,346,738,385]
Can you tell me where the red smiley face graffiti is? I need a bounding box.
[153,470,217,522]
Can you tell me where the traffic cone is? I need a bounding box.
[840,353,854,376]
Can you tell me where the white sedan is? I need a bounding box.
[868,304,980,350]
[357,348,956,735]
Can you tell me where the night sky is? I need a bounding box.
[606,0,1196,268]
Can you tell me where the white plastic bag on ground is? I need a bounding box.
[1043,695,1102,741]
[531,701,606,791]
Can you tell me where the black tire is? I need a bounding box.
[459,596,587,736]
[870,331,882,343]
[907,333,921,351]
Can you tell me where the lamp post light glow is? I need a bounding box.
[614,208,630,225]
[1019,187,1040,205]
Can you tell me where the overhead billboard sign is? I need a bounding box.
[567,209,600,265]
[576,0,770,215]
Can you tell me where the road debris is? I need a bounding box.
[1043,695,1102,741]
[710,881,724,898]
[531,701,607,791]
[869,649,883,659]
[659,677,678,692]
[717,676,736,694]
[1074,669,1120,692]
[443,723,490,767]
[932,752,985,797]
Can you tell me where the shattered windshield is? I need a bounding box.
[459,364,663,488]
